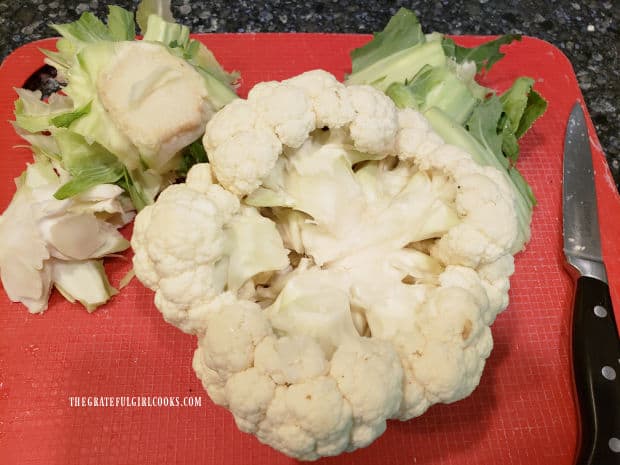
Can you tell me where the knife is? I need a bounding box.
[563,102,620,465]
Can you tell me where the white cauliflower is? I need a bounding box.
[347,84,399,155]
[132,70,530,460]
[131,164,289,333]
[284,70,354,129]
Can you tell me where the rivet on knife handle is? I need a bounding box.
[571,276,620,465]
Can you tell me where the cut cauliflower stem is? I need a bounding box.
[95,41,214,172]
[131,70,528,460]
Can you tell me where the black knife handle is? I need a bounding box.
[572,276,620,465]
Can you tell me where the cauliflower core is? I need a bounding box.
[97,41,214,172]
[132,70,523,460]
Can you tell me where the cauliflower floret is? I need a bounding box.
[393,334,432,419]
[225,368,276,433]
[439,265,491,318]
[455,172,519,251]
[131,164,288,333]
[192,297,356,460]
[202,99,283,196]
[347,85,398,156]
[257,378,353,460]
[248,81,316,148]
[396,108,444,160]
[131,182,238,331]
[202,99,259,153]
[416,287,485,348]
[185,161,216,192]
[394,286,493,416]
[198,294,273,377]
[203,73,401,200]
[209,129,282,196]
[330,338,403,449]
[192,292,274,409]
[192,348,228,406]
[254,335,329,385]
[284,70,355,129]
[395,140,520,268]
[477,254,515,323]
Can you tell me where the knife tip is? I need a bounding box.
[570,101,584,118]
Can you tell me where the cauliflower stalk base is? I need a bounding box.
[131,70,522,460]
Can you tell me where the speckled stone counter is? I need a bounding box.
[0,0,617,186]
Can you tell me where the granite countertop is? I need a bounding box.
[0,0,617,187]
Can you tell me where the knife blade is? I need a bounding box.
[563,102,620,465]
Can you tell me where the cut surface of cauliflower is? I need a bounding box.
[97,41,214,172]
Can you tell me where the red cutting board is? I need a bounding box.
[0,34,619,465]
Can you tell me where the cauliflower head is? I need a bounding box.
[132,70,527,460]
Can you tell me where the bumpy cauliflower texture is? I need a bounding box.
[132,69,524,460]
